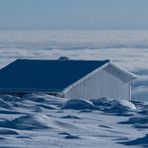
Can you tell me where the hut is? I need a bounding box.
[0,58,136,100]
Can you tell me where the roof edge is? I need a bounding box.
[15,58,110,62]
[109,62,137,79]
[0,59,19,71]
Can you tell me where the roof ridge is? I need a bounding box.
[17,58,110,62]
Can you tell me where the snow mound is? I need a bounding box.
[121,134,148,147]
[0,128,19,135]
[0,114,49,130]
[36,104,55,110]
[92,98,136,110]
[0,98,11,108]
[22,93,50,102]
[119,115,148,129]
[91,97,113,110]
[61,115,81,119]
[122,116,148,124]
[62,99,95,110]
[91,98,136,116]
[59,132,80,139]
[111,100,136,110]
[23,93,65,107]
[0,95,20,102]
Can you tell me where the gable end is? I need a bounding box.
[63,61,136,94]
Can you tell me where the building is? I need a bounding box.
[0,58,136,100]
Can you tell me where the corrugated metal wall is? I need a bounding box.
[65,65,131,100]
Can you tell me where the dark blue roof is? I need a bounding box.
[0,59,109,92]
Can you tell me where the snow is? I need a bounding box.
[0,93,147,148]
[62,99,95,110]
[111,100,136,110]
[91,98,136,113]
[120,134,148,147]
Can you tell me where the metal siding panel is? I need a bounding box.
[65,65,130,100]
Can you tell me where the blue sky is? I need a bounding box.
[0,0,148,30]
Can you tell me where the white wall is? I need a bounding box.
[64,65,131,100]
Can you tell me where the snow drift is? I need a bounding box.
[0,94,147,148]
[62,99,95,110]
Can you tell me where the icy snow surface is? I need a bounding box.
[0,93,147,148]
